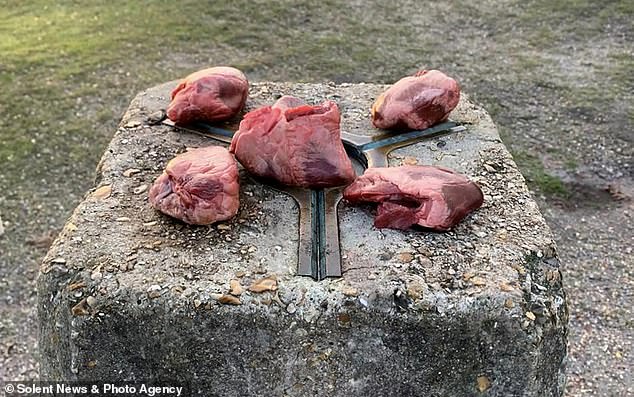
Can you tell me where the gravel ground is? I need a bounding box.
[0,1,632,395]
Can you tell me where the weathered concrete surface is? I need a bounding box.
[38,82,568,396]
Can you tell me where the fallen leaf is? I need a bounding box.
[476,375,491,392]
[67,281,86,291]
[229,279,243,296]
[249,276,278,293]
[338,313,351,324]
[92,185,112,200]
[217,294,241,305]
[71,299,90,316]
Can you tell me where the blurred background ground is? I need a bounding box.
[0,1,631,395]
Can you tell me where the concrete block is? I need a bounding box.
[39,81,568,396]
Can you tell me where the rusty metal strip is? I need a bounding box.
[341,121,465,168]
[163,118,464,281]
[162,119,234,144]
[279,187,341,280]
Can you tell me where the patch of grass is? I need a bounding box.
[564,158,579,171]
[607,52,634,88]
[0,0,630,224]
[511,151,570,198]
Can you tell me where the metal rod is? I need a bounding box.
[162,119,234,144]
[311,190,326,280]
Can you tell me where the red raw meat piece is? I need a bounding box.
[229,95,355,188]
[148,146,240,225]
[167,66,249,124]
[343,165,483,231]
[371,69,460,131]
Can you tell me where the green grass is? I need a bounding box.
[511,151,570,198]
[0,0,631,217]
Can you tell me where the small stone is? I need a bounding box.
[286,303,297,314]
[476,375,491,392]
[147,285,161,299]
[471,276,486,286]
[504,298,515,308]
[51,257,67,264]
[342,286,359,297]
[217,223,231,231]
[147,110,165,124]
[417,256,432,266]
[90,271,102,281]
[229,279,243,296]
[115,217,131,222]
[235,271,246,278]
[71,299,90,316]
[143,221,158,227]
[417,247,433,256]
[367,274,377,280]
[397,252,414,263]
[86,296,97,308]
[92,185,112,200]
[499,283,514,292]
[0,215,4,237]
[217,294,241,305]
[193,299,202,308]
[125,119,141,128]
[403,156,418,165]
[525,311,536,321]
[407,282,424,300]
[133,184,148,195]
[483,164,496,173]
[66,222,78,232]
[123,168,141,177]
[249,277,278,293]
